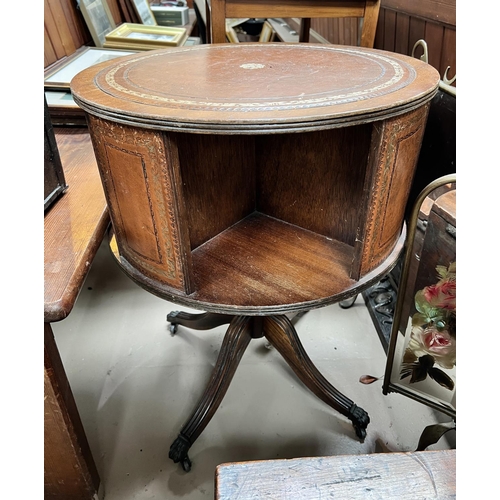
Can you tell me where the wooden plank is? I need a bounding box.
[118,0,134,23]
[46,0,77,55]
[394,11,410,56]
[360,0,381,47]
[408,15,426,56]
[44,324,101,499]
[215,450,456,499]
[383,7,396,52]
[373,5,385,48]
[44,0,66,60]
[58,0,87,49]
[44,128,109,496]
[225,0,365,19]
[107,0,123,24]
[44,26,58,68]
[424,21,444,74]
[382,0,455,27]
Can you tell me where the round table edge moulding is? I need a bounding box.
[70,43,440,135]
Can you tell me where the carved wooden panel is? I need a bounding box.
[87,116,194,293]
[356,104,429,277]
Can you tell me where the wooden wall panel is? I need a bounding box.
[375,8,456,82]
[382,0,455,27]
[44,0,125,69]
[304,1,456,84]
[310,17,358,46]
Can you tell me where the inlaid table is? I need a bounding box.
[71,43,440,471]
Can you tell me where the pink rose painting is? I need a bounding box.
[400,262,456,390]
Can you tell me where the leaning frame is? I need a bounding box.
[382,173,457,418]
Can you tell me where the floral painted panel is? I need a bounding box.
[388,188,456,415]
[400,262,456,391]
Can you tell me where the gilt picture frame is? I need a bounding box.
[104,23,188,50]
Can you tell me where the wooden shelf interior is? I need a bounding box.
[164,124,375,307]
[190,211,356,308]
[176,124,372,254]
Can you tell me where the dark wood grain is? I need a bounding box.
[372,1,455,87]
[424,21,445,72]
[215,449,456,499]
[394,11,410,56]
[382,0,456,27]
[256,126,371,245]
[176,133,256,250]
[408,15,426,54]
[382,7,397,52]
[44,324,101,499]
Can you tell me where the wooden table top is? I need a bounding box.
[215,449,456,499]
[71,43,439,134]
[44,128,109,323]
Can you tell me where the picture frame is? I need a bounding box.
[45,90,88,127]
[383,176,456,419]
[184,36,201,46]
[104,23,188,50]
[131,0,157,25]
[225,26,240,43]
[44,47,139,91]
[77,0,116,47]
[258,20,276,42]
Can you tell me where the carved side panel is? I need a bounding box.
[354,104,430,279]
[87,116,193,293]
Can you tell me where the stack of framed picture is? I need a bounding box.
[77,0,189,50]
[44,47,139,125]
[45,1,199,125]
[104,23,188,50]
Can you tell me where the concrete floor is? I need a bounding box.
[52,241,453,500]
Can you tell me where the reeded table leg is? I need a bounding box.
[169,312,370,472]
[263,315,370,439]
[169,316,253,471]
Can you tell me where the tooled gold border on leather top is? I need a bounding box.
[98,45,415,113]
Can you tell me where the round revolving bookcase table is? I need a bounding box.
[72,43,440,471]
